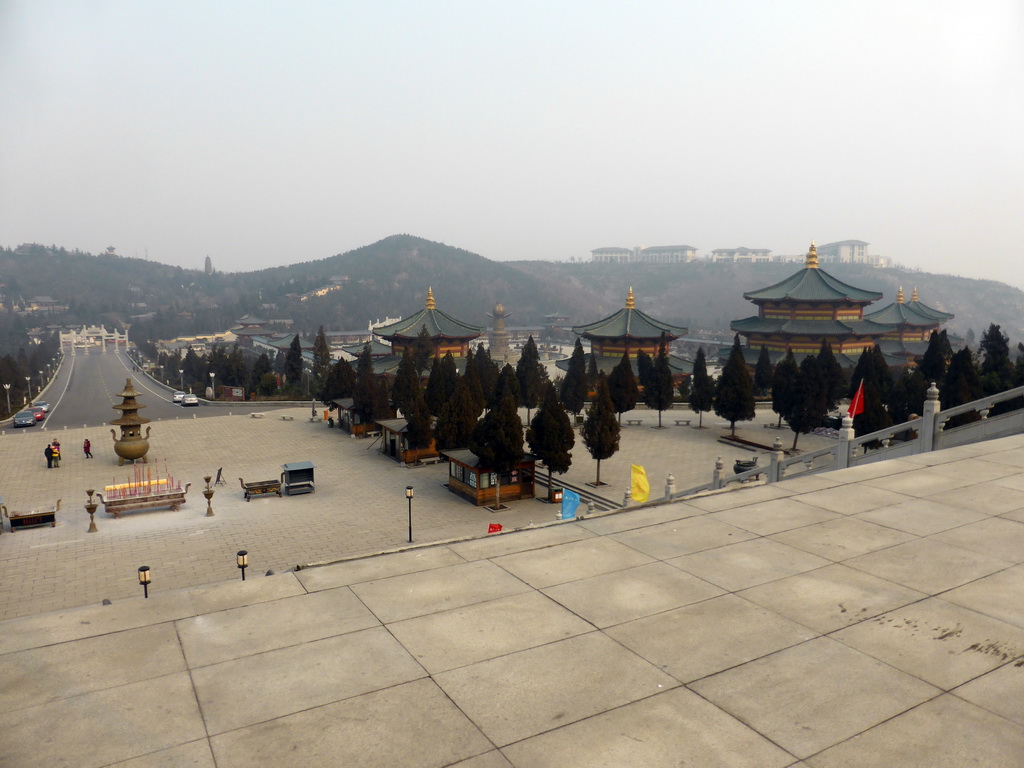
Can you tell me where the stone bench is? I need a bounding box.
[625,418,644,426]
[674,418,692,426]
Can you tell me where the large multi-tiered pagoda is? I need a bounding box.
[864,286,956,361]
[730,243,893,366]
[558,287,691,377]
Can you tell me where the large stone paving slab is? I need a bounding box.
[768,516,916,562]
[863,460,1016,496]
[107,740,216,768]
[501,687,794,768]
[929,516,1024,563]
[923,482,1024,515]
[2,672,206,768]
[349,559,532,622]
[806,694,1024,768]
[176,588,379,667]
[739,563,927,634]
[954,661,1024,728]
[691,638,940,759]
[446,523,596,560]
[191,626,427,734]
[831,597,1024,690]
[387,591,593,674]
[294,546,468,591]
[209,678,492,768]
[790,484,913,515]
[854,496,988,536]
[0,622,185,713]
[942,564,1024,628]
[541,561,724,628]
[605,594,816,682]
[844,538,1012,594]
[609,516,757,559]
[490,536,654,588]
[709,498,839,535]
[669,538,831,592]
[433,631,678,746]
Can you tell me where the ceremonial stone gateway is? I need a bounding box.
[110,377,151,465]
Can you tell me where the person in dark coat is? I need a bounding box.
[44,444,53,468]
[83,438,93,458]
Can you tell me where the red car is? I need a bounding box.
[26,406,46,421]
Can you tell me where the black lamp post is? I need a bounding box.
[406,486,414,543]
[236,550,249,580]
[138,565,151,598]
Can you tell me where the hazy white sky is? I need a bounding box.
[2,1,1022,282]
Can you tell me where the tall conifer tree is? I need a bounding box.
[608,352,639,424]
[581,374,620,485]
[714,335,755,436]
[560,339,588,418]
[645,338,675,427]
[772,349,799,428]
[527,382,575,498]
[515,336,548,423]
[688,348,715,427]
[469,390,524,510]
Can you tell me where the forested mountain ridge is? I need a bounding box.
[1,236,1021,354]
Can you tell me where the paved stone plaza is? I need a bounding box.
[3,413,1024,765]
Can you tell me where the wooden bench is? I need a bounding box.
[3,499,61,531]
[674,418,692,426]
[239,477,282,501]
[98,485,190,518]
[625,418,644,426]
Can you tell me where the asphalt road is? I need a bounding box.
[31,349,294,432]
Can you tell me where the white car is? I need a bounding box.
[182,394,199,406]
[172,391,186,403]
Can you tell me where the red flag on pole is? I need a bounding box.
[848,380,865,417]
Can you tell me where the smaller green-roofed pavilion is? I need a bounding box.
[374,287,483,359]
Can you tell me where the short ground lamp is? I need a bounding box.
[85,489,99,533]
[406,485,414,543]
[203,475,215,516]
[138,565,151,598]
[236,550,249,580]
[3,383,11,415]
[209,372,216,398]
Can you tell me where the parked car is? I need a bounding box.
[13,411,36,427]
[172,391,186,403]
[26,406,46,421]
[33,401,51,412]
[182,394,199,406]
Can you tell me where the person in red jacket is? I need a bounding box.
[83,438,93,458]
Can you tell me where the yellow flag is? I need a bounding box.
[631,464,650,503]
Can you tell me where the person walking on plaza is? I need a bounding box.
[44,443,54,469]
[83,438,92,458]
[52,440,61,468]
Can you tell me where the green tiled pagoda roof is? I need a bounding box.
[731,316,894,337]
[572,288,687,340]
[906,300,954,322]
[743,266,882,303]
[555,354,692,377]
[374,288,483,340]
[341,339,393,357]
[863,301,941,328]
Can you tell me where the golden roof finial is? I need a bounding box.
[626,287,635,309]
[911,287,919,302]
[425,287,436,310]
[806,241,819,269]
[896,286,905,303]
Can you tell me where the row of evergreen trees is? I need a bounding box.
[700,323,1024,451]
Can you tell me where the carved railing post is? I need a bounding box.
[664,473,676,500]
[767,438,784,483]
[837,415,855,469]
[918,382,940,453]
[712,457,725,490]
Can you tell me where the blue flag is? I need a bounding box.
[561,488,580,519]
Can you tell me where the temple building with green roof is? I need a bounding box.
[557,287,691,378]
[864,286,957,361]
[730,242,895,366]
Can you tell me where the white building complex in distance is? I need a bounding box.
[591,245,697,264]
